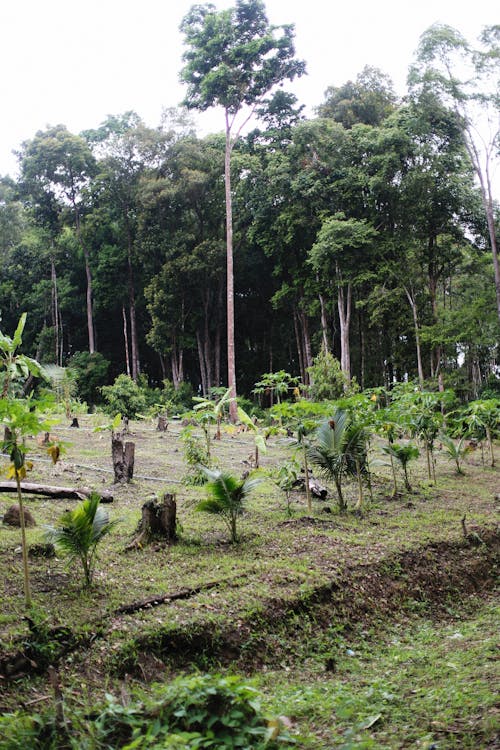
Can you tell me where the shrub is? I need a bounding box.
[101,374,147,419]
[69,351,110,407]
[0,673,292,749]
[307,349,358,401]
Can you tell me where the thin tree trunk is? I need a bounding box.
[196,330,208,396]
[73,204,95,354]
[122,306,131,378]
[404,286,425,386]
[337,274,352,382]
[126,224,140,381]
[462,126,500,325]
[293,308,306,385]
[15,472,31,608]
[318,286,329,353]
[225,110,237,423]
[51,256,59,364]
[300,309,313,375]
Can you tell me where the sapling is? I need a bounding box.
[197,467,261,543]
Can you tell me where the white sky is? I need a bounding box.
[0,0,497,178]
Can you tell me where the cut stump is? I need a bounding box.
[126,494,177,550]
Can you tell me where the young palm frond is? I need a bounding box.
[197,467,261,543]
[440,433,469,475]
[382,443,419,492]
[45,494,118,586]
[308,411,368,511]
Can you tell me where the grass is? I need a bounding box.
[0,415,498,747]
[259,597,500,748]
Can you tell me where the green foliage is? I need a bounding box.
[197,467,262,543]
[307,411,368,511]
[45,494,119,587]
[253,370,300,407]
[268,459,301,516]
[180,427,211,485]
[69,351,110,407]
[101,374,147,419]
[269,399,332,429]
[382,443,419,492]
[42,364,78,417]
[0,312,43,397]
[439,433,469,475]
[306,349,354,401]
[0,673,292,749]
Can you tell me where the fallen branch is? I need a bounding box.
[114,575,248,616]
[0,482,113,503]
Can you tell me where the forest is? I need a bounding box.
[0,4,498,407]
[0,4,499,749]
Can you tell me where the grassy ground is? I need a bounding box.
[0,415,498,747]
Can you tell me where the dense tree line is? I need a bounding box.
[0,6,498,404]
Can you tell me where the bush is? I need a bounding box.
[101,374,147,419]
[69,351,110,407]
[307,349,358,401]
[0,673,293,749]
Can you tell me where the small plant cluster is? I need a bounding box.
[0,673,293,749]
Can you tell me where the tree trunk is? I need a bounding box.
[298,305,313,378]
[337,276,352,382]
[127,494,177,548]
[111,433,135,484]
[462,127,500,325]
[293,308,306,385]
[318,286,330,353]
[50,256,59,364]
[156,416,168,432]
[404,287,425,386]
[122,306,131,377]
[225,110,238,423]
[73,203,95,354]
[126,225,140,381]
[196,330,208,396]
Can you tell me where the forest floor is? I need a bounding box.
[0,415,498,748]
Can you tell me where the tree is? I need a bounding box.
[309,213,377,381]
[409,24,500,326]
[180,0,305,421]
[18,125,98,352]
[317,65,397,128]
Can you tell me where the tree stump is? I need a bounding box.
[126,494,177,549]
[111,433,135,484]
[156,415,168,432]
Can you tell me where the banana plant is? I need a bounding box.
[237,406,267,468]
[193,387,232,441]
[0,398,52,607]
[0,313,42,398]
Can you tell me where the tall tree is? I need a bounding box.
[409,24,500,325]
[18,125,97,352]
[317,65,397,128]
[179,0,305,420]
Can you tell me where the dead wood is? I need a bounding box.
[111,433,135,484]
[0,482,113,502]
[125,494,177,550]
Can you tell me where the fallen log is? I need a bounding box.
[0,482,113,503]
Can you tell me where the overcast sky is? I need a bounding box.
[0,0,497,178]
